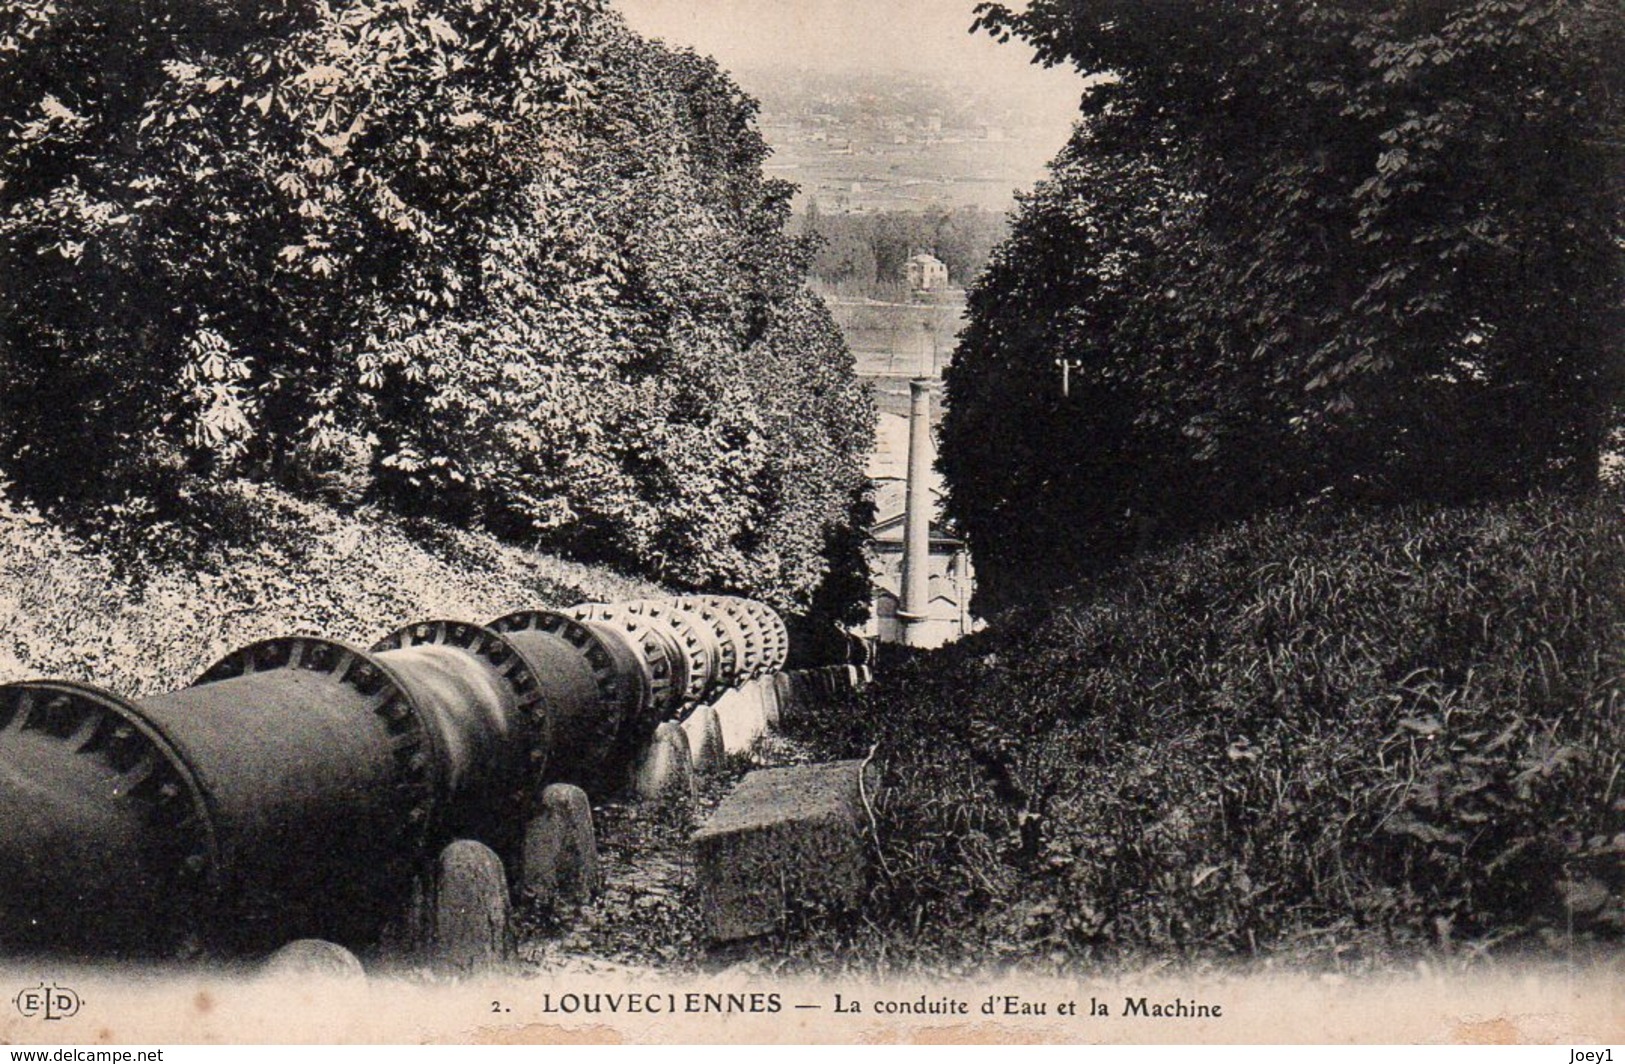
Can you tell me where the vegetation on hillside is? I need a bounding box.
[0,477,662,698]
[789,492,1624,971]
[944,0,1623,612]
[0,0,873,612]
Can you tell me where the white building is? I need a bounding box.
[905,252,949,293]
[864,481,976,648]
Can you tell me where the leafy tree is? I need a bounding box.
[0,0,874,610]
[946,0,1623,612]
[942,135,1186,611]
[804,205,880,288]
[919,205,1010,286]
[1,0,603,496]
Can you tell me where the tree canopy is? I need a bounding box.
[944,0,1623,613]
[0,0,873,610]
[800,205,1009,297]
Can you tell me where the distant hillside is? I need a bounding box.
[746,66,1076,213]
[0,481,663,698]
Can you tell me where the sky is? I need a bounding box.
[612,0,1085,123]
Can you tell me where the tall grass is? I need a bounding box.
[790,492,1624,970]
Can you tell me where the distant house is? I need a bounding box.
[905,252,949,293]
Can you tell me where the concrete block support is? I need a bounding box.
[712,685,767,755]
[633,721,695,805]
[681,704,727,772]
[752,676,783,730]
[429,839,512,974]
[521,784,599,907]
[692,759,878,941]
[261,939,366,980]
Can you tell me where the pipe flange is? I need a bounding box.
[487,609,633,727]
[0,679,220,894]
[752,603,791,672]
[562,604,685,714]
[691,596,768,680]
[728,597,789,673]
[618,600,719,704]
[667,597,747,689]
[195,636,436,852]
[369,619,552,780]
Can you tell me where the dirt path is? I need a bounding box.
[513,734,823,976]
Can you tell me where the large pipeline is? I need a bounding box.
[0,595,804,961]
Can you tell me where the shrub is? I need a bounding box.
[946,1,1623,611]
[0,0,872,613]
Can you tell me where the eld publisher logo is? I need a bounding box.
[13,983,82,1020]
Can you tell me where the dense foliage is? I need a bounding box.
[0,0,873,609]
[791,492,1625,968]
[943,0,1623,612]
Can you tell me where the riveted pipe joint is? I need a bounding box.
[0,636,444,955]
[369,618,550,846]
[664,597,750,692]
[486,609,651,791]
[619,599,724,704]
[0,680,217,958]
[729,598,789,674]
[563,604,688,717]
[679,596,767,681]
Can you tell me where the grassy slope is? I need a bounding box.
[0,479,664,697]
[789,491,1625,973]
